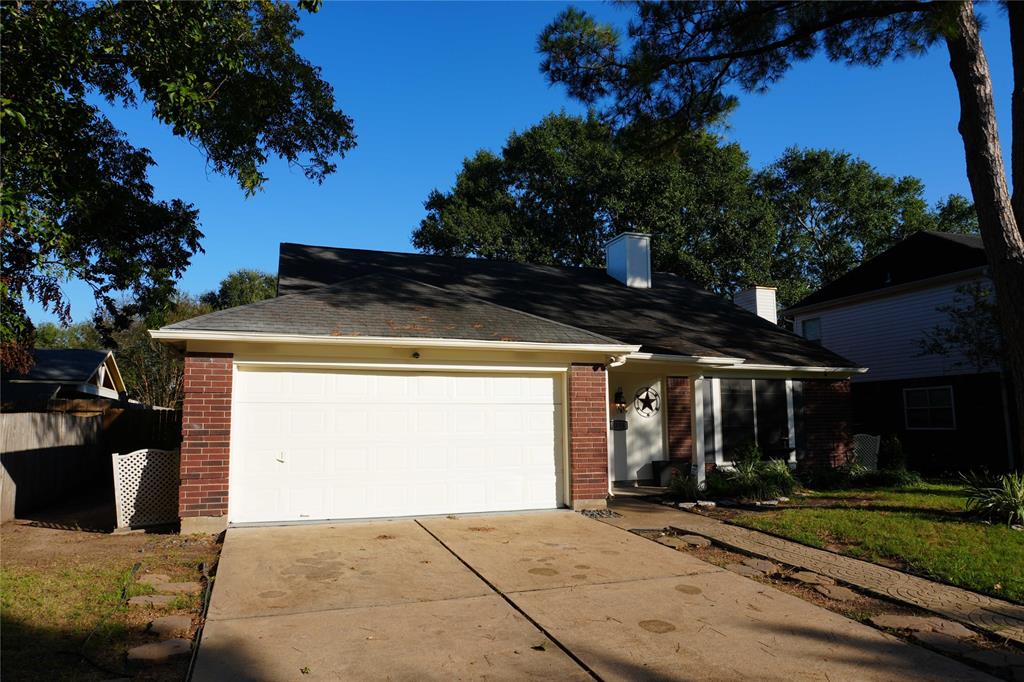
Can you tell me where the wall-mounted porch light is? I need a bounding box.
[614,387,627,413]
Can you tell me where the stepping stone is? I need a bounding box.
[129,594,176,608]
[869,615,974,639]
[696,500,716,508]
[677,502,696,509]
[138,574,171,586]
[148,615,193,638]
[126,639,191,668]
[741,558,780,574]
[154,581,202,595]
[678,534,711,548]
[814,584,859,602]
[912,630,978,656]
[777,497,790,503]
[791,571,835,586]
[655,536,687,550]
[725,563,764,578]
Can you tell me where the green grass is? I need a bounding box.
[730,483,1024,604]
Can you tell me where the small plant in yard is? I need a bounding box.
[962,471,1024,526]
[705,442,798,501]
[666,467,699,501]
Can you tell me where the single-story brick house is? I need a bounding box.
[153,234,864,532]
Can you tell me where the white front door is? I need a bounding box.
[230,368,564,523]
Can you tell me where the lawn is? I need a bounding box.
[727,482,1024,604]
[1,523,220,681]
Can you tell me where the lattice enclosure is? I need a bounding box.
[112,448,180,529]
[853,433,881,471]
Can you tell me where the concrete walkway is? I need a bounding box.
[606,497,1024,645]
[193,511,996,681]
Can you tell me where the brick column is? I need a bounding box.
[801,379,853,470]
[179,351,232,533]
[568,363,609,509]
[665,376,692,463]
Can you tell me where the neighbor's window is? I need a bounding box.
[801,318,821,343]
[904,387,956,430]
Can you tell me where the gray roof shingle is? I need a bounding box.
[164,273,623,346]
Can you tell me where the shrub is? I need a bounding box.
[666,467,699,501]
[878,434,906,472]
[962,471,1024,526]
[797,464,921,490]
[706,443,798,501]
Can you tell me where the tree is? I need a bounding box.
[32,321,105,351]
[753,147,976,305]
[919,282,1003,373]
[414,113,775,296]
[1,1,355,372]
[539,0,1024,457]
[201,269,277,310]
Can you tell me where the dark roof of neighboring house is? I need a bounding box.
[7,349,111,383]
[789,231,987,312]
[214,242,857,368]
[164,273,621,345]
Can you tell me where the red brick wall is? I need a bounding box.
[801,379,853,470]
[568,363,608,506]
[180,352,232,519]
[666,376,692,463]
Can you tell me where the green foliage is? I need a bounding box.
[799,462,922,491]
[539,3,951,134]
[962,472,1024,526]
[1,1,353,371]
[200,269,277,310]
[919,282,1004,372]
[704,443,798,501]
[414,112,772,296]
[666,467,699,502]
[32,321,104,350]
[753,148,974,305]
[878,434,907,473]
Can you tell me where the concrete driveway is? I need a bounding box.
[193,511,994,681]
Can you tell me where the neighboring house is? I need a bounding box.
[787,231,1017,473]
[152,234,864,532]
[1,349,126,403]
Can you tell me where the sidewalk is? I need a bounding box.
[605,497,1024,645]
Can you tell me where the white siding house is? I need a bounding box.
[793,274,992,383]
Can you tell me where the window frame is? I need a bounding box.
[902,386,956,431]
[801,317,822,344]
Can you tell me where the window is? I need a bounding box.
[903,387,956,430]
[801,318,821,343]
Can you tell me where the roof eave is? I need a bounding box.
[149,329,640,355]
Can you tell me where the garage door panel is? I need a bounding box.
[231,370,565,523]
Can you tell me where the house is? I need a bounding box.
[152,234,864,532]
[786,231,1017,473]
[1,348,126,404]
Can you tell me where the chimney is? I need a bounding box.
[605,233,652,288]
[735,286,777,324]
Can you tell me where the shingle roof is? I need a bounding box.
[268,244,855,367]
[164,273,623,346]
[7,349,110,383]
[788,231,987,311]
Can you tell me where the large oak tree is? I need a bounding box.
[540,0,1024,453]
[1,0,355,372]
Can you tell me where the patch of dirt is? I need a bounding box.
[467,526,496,532]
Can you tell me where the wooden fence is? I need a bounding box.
[0,400,181,523]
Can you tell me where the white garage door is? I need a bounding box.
[230,368,564,523]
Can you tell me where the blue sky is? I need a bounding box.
[30,1,1013,324]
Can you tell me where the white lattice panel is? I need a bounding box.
[853,434,881,471]
[112,449,180,529]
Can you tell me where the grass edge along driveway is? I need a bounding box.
[728,483,1024,604]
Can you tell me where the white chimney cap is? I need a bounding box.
[605,233,652,289]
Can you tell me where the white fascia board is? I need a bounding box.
[148,329,639,355]
[624,352,745,366]
[235,360,570,373]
